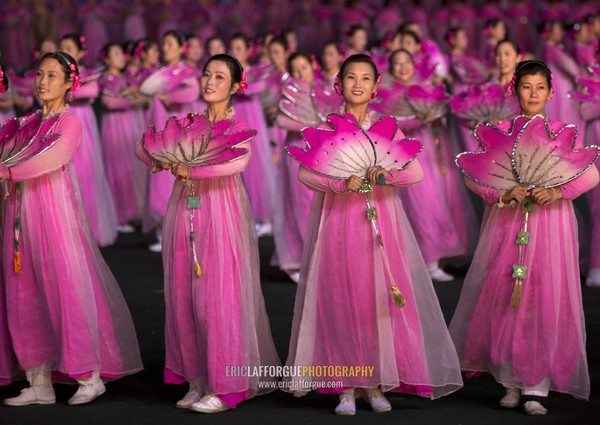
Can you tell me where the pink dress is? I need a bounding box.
[79,3,110,67]
[284,113,463,398]
[140,63,201,232]
[272,114,314,272]
[99,72,147,224]
[233,67,276,223]
[0,111,143,384]
[449,121,598,400]
[581,101,600,276]
[136,115,280,408]
[69,72,118,247]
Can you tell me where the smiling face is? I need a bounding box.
[341,62,377,107]
[516,73,553,116]
[390,50,414,84]
[201,59,239,103]
[348,29,368,52]
[495,42,521,77]
[36,58,72,102]
[290,56,314,84]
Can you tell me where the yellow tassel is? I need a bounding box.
[390,284,406,308]
[510,279,522,308]
[13,252,21,273]
[194,261,202,278]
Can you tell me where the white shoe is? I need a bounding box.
[189,394,230,413]
[585,270,600,287]
[429,268,455,282]
[523,400,547,415]
[148,241,162,252]
[334,391,356,416]
[67,380,106,406]
[363,388,391,412]
[499,387,520,408]
[117,224,135,233]
[176,386,202,409]
[255,222,273,238]
[287,271,300,283]
[4,386,56,406]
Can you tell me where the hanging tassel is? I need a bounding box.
[390,284,406,308]
[13,252,21,273]
[511,279,522,308]
[194,261,202,278]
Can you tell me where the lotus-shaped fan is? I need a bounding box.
[568,66,600,103]
[286,113,423,179]
[141,113,255,166]
[451,54,490,84]
[0,114,61,168]
[370,81,415,118]
[450,83,520,123]
[456,114,600,190]
[406,84,450,120]
[279,79,343,126]
[140,64,195,96]
[8,70,36,97]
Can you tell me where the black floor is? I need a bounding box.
[1,232,599,425]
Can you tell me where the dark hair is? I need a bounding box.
[39,51,80,86]
[0,64,8,95]
[514,60,552,89]
[187,34,201,43]
[205,36,225,51]
[163,29,187,46]
[484,18,505,31]
[495,38,521,56]
[100,42,122,63]
[322,41,343,54]
[345,24,366,39]
[388,48,414,71]
[339,54,379,80]
[60,33,84,52]
[288,52,313,73]
[230,33,250,49]
[203,54,243,88]
[269,36,289,52]
[400,29,421,45]
[445,27,463,45]
[398,20,417,33]
[140,38,158,54]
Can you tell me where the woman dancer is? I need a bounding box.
[284,54,462,415]
[449,60,598,415]
[1,51,142,407]
[98,43,149,231]
[59,33,118,246]
[136,53,280,414]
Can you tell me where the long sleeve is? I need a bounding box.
[385,159,424,187]
[166,78,200,105]
[559,165,599,200]
[1,113,82,181]
[464,176,502,205]
[71,79,100,101]
[298,165,348,193]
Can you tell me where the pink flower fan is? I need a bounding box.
[406,84,450,120]
[141,113,255,167]
[140,64,196,96]
[451,54,490,84]
[568,66,600,103]
[456,115,600,190]
[7,70,36,97]
[0,114,61,168]
[286,113,423,179]
[370,81,415,118]
[450,83,520,123]
[279,79,343,126]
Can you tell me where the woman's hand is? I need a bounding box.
[367,166,390,184]
[501,185,529,204]
[151,160,170,173]
[530,187,561,205]
[172,163,190,180]
[345,175,363,193]
[417,111,437,125]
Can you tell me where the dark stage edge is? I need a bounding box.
[1,232,599,425]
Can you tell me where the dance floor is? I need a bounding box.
[1,232,599,425]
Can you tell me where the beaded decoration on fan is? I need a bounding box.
[278,78,344,126]
[450,83,520,123]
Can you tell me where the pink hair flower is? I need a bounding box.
[238,71,248,94]
[69,63,81,92]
